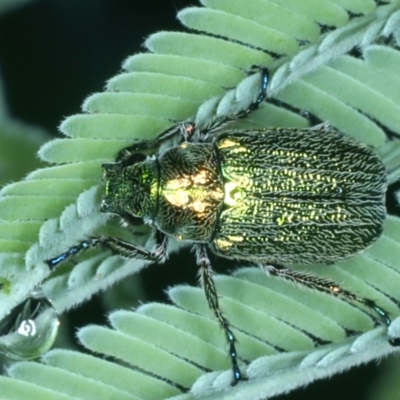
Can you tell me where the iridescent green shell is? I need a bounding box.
[102,126,386,265]
[213,127,386,264]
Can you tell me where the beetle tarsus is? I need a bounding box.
[247,65,268,111]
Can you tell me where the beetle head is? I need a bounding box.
[100,158,158,222]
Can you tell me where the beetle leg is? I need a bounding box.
[115,122,187,161]
[46,231,168,270]
[264,264,392,327]
[196,244,243,384]
[116,67,268,160]
[194,66,269,141]
[119,67,269,158]
[213,65,268,122]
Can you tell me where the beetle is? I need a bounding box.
[46,67,392,384]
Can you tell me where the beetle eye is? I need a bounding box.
[121,213,143,226]
[99,199,108,212]
[121,152,147,166]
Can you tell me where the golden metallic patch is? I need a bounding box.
[163,169,224,215]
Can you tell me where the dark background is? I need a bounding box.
[0,1,395,399]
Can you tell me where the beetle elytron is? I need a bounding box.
[47,67,392,384]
